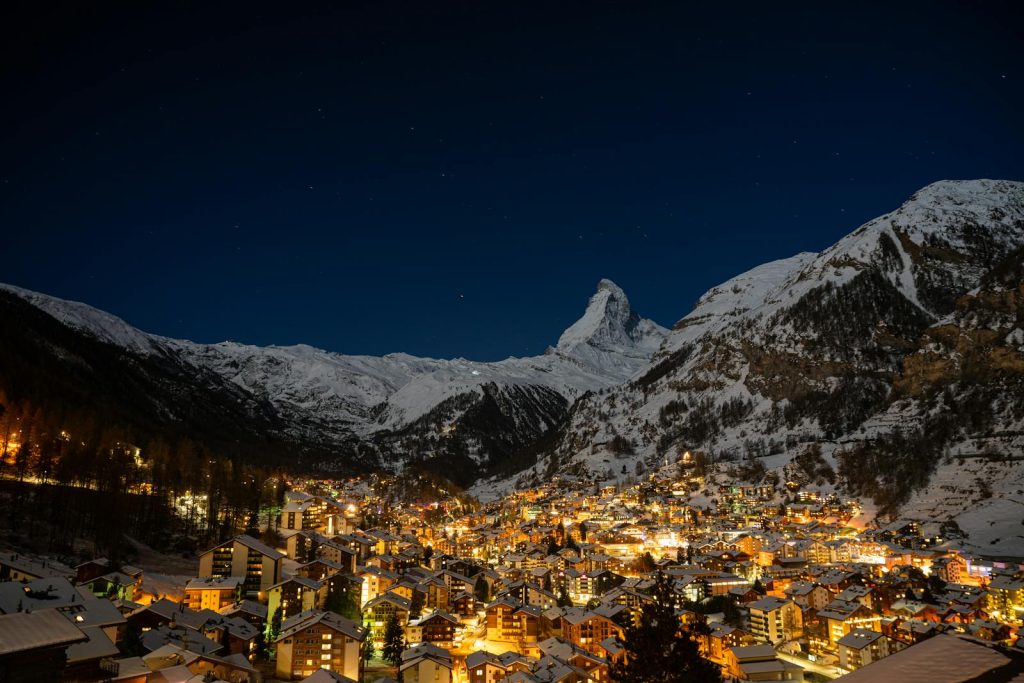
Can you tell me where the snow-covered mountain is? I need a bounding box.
[0,277,666,476]
[4,178,1024,540]
[476,179,1024,551]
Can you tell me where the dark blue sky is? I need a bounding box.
[2,1,1022,360]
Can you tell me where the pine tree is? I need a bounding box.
[382,613,405,667]
[326,578,361,621]
[474,575,490,603]
[409,590,425,619]
[610,572,721,683]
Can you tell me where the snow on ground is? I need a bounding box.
[900,449,1024,558]
[142,572,188,601]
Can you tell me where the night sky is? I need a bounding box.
[2,2,1022,360]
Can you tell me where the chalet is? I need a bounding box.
[400,643,454,683]
[279,492,350,535]
[363,592,412,643]
[818,599,880,649]
[702,623,753,664]
[784,581,831,611]
[450,590,477,617]
[268,576,327,624]
[559,608,623,656]
[217,599,267,630]
[357,565,399,605]
[0,609,88,683]
[0,575,125,677]
[748,596,803,644]
[725,644,804,681]
[408,610,461,648]
[466,650,533,683]
[498,580,557,609]
[81,571,142,602]
[197,535,285,599]
[185,576,242,611]
[296,558,347,583]
[988,574,1024,621]
[274,609,366,681]
[836,628,905,673]
[285,531,330,562]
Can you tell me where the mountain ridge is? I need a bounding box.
[0,277,667,475]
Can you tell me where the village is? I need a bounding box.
[2,450,1024,683]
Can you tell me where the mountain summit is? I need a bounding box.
[557,279,664,352]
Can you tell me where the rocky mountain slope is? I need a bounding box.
[477,179,1024,551]
[0,278,666,478]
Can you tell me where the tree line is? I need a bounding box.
[0,391,287,562]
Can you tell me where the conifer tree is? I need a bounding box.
[382,613,405,667]
[409,590,425,619]
[610,572,721,683]
[474,574,490,603]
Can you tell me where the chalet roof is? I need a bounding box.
[364,592,412,611]
[466,650,502,668]
[0,576,124,628]
[232,534,286,560]
[402,642,452,662]
[86,571,139,587]
[730,644,777,661]
[0,608,87,655]
[837,633,1024,682]
[741,659,802,676]
[66,624,119,663]
[414,609,460,625]
[560,608,605,625]
[270,575,322,591]
[747,596,792,613]
[837,627,885,649]
[282,500,313,513]
[185,576,242,591]
[276,609,366,642]
[357,565,399,580]
[141,625,222,655]
[299,670,358,683]
[818,599,865,622]
[784,581,819,597]
[0,551,73,580]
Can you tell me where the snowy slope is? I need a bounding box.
[0,284,160,356]
[659,253,817,357]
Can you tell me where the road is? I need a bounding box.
[776,651,840,680]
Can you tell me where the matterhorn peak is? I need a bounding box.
[595,278,626,296]
[555,280,666,359]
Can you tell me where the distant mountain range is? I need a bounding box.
[3,179,1024,550]
[0,272,667,478]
